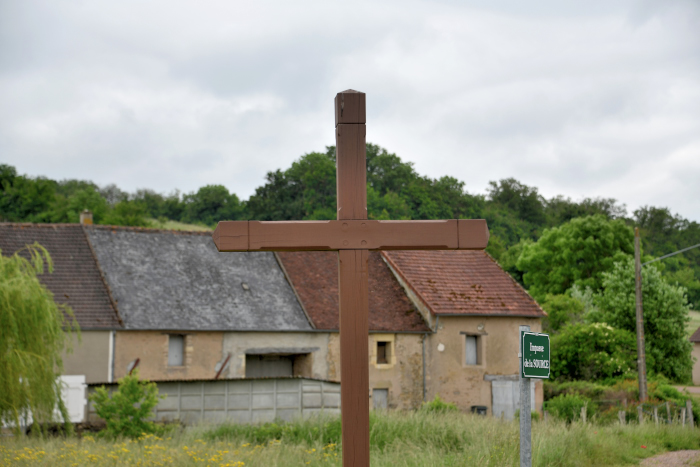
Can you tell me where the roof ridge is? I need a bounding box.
[85,224,212,236]
[1,222,212,236]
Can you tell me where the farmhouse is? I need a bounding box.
[0,220,545,421]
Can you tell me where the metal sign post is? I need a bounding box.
[519,327,550,467]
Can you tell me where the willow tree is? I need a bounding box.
[0,243,78,434]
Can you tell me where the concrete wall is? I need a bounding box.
[62,331,112,384]
[425,316,544,415]
[114,331,224,381]
[222,332,330,380]
[87,378,340,425]
[693,343,700,385]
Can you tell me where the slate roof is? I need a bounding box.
[84,226,312,331]
[690,327,700,343]
[382,250,546,318]
[276,251,430,332]
[0,223,122,329]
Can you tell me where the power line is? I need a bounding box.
[642,242,700,266]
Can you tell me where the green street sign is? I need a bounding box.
[521,331,550,379]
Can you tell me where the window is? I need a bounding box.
[465,335,479,365]
[376,341,390,364]
[168,335,184,366]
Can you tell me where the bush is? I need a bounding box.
[544,393,595,423]
[89,370,162,439]
[551,322,637,381]
[420,395,459,413]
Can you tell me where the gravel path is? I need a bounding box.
[640,450,700,466]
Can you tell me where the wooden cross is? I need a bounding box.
[213,90,488,466]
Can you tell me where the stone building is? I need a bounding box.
[690,327,700,385]
[1,222,546,420]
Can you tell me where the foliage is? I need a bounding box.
[592,258,693,382]
[543,380,609,401]
[0,244,77,435]
[550,323,637,381]
[181,185,245,226]
[544,393,595,423]
[89,370,162,439]
[541,293,585,334]
[419,395,459,413]
[517,215,635,301]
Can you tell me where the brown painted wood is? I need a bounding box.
[212,221,248,252]
[213,219,490,252]
[212,90,490,467]
[335,89,370,467]
[336,124,367,220]
[458,219,490,250]
[338,249,370,467]
[335,90,366,125]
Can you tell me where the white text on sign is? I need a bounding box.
[523,359,549,369]
[529,343,544,354]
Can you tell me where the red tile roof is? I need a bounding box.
[0,223,122,329]
[276,251,430,332]
[690,327,700,342]
[382,250,546,318]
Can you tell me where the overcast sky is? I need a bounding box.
[1,0,699,221]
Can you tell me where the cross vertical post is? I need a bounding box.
[335,90,370,467]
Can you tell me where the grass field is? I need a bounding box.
[1,411,698,466]
[147,219,212,232]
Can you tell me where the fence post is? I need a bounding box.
[687,400,695,429]
[681,408,686,428]
[653,406,659,426]
[581,406,587,424]
[638,405,643,425]
[666,402,671,424]
[618,410,626,425]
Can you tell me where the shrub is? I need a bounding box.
[89,370,162,439]
[544,393,594,423]
[420,395,459,413]
[550,322,637,381]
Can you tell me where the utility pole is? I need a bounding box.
[634,227,648,401]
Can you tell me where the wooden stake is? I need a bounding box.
[687,400,695,429]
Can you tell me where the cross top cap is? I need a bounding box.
[335,89,365,126]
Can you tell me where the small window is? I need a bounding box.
[168,335,184,366]
[377,341,390,364]
[465,335,479,365]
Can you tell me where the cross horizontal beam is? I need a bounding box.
[213,219,488,252]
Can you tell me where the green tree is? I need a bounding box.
[541,294,585,334]
[182,185,244,226]
[0,244,78,435]
[89,370,162,439]
[516,215,634,301]
[550,323,637,381]
[487,178,546,227]
[103,200,150,227]
[592,258,693,382]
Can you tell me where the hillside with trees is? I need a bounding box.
[2,144,699,382]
